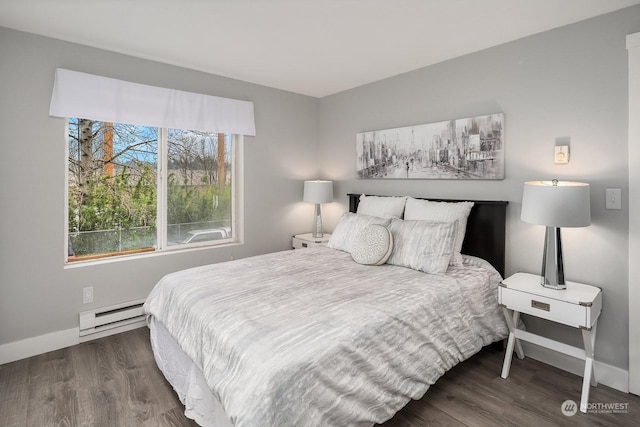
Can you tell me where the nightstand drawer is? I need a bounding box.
[500,287,591,328]
[292,238,315,249]
[292,233,331,249]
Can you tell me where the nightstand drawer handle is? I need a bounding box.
[302,243,308,248]
[531,300,550,311]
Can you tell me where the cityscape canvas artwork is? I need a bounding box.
[356,113,505,180]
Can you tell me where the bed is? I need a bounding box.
[143,194,509,426]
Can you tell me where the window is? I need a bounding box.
[52,69,253,263]
[67,118,238,262]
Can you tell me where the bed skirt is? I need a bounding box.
[149,316,233,427]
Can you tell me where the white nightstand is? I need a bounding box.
[292,233,331,249]
[499,272,602,413]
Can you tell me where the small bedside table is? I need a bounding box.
[499,272,602,413]
[292,233,331,249]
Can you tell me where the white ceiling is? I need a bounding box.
[1,0,639,97]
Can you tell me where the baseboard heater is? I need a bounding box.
[79,298,146,337]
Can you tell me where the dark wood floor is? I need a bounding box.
[1,328,638,427]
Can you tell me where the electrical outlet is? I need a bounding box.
[83,286,94,304]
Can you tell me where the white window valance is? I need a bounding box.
[49,68,256,136]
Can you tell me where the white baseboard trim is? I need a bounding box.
[522,342,629,393]
[0,327,80,365]
[0,322,147,365]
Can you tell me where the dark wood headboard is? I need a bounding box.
[348,194,508,277]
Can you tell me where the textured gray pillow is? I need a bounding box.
[403,198,474,266]
[386,218,457,274]
[351,224,393,265]
[356,194,407,218]
[327,213,391,253]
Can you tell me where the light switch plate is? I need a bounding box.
[605,188,622,210]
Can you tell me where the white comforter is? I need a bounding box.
[143,247,508,427]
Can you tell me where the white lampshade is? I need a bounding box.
[521,180,591,228]
[521,179,591,290]
[303,180,333,204]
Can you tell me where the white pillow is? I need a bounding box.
[386,218,457,275]
[351,224,393,266]
[356,194,407,218]
[328,213,392,254]
[403,198,474,266]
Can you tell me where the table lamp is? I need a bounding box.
[303,180,333,238]
[521,179,591,289]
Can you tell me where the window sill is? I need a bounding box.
[68,247,156,262]
[64,240,243,269]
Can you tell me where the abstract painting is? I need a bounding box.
[356,113,504,180]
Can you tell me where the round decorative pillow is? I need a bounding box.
[351,224,393,266]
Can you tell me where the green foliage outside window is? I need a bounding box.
[67,119,233,259]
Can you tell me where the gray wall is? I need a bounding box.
[1,5,639,373]
[0,27,318,344]
[318,6,640,370]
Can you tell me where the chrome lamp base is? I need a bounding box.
[311,203,324,238]
[540,226,566,290]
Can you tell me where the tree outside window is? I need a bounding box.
[67,118,234,262]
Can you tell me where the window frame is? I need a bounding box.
[64,121,243,266]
